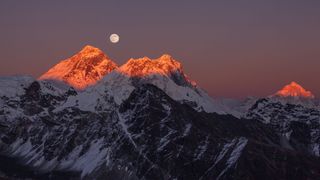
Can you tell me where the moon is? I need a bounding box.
[110,33,120,43]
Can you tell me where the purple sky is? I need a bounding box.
[1,0,320,98]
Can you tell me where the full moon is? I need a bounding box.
[110,34,120,43]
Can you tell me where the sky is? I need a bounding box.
[0,0,320,98]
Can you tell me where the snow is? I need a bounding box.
[214,97,258,118]
[140,73,225,113]
[54,90,100,112]
[99,71,135,105]
[0,75,34,98]
[271,96,318,109]
[183,123,192,137]
[70,138,109,177]
[217,137,248,179]
[97,70,226,114]
[158,130,175,151]
[199,137,248,180]
[225,138,248,167]
[285,130,293,140]
[58,145,83,170]
[117,111,138,149]
[162,103,171,112]
[118,110,159,171]
[312,144,319,156]
[195,136,209,160]
[9,138,49,169]
[39,80,72,96]
[5,131,111,177]
[310,129,320,156]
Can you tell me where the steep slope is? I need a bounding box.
[39,45,118,90]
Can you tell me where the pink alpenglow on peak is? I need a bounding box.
[118,54,197,87]
[39,45,118,90]
[274,81,315,99]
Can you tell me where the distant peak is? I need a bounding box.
[39,45,117,90]
[274,81,315,99]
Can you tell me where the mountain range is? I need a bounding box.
[0,45,319,179]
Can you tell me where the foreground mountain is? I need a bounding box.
[39,45,118,90]
[0,77,320,179]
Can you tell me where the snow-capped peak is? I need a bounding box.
[39,45,118,90]
[273,81,315,99]
[118,54,196,87]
